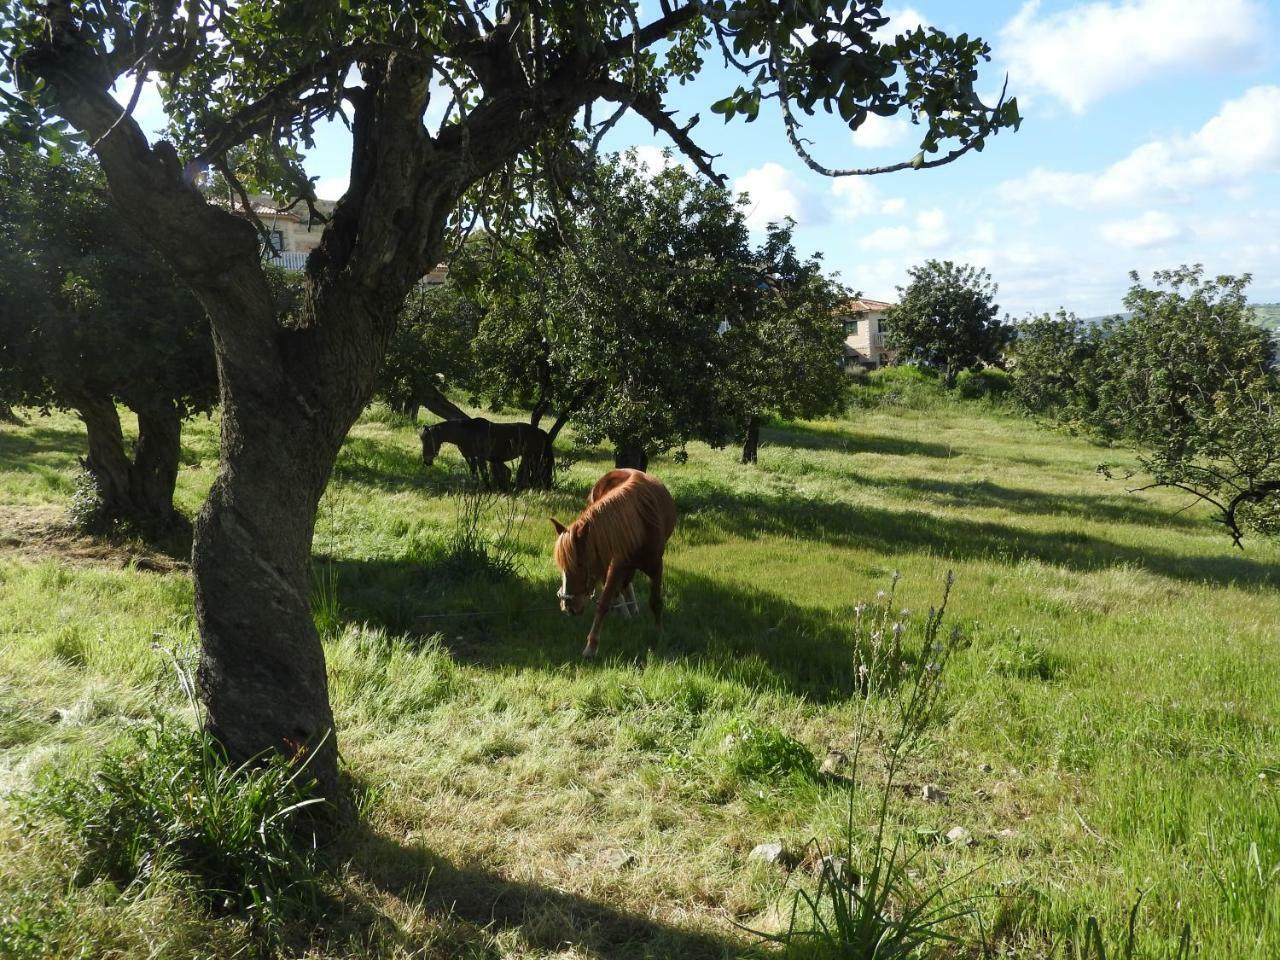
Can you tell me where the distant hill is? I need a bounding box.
[1080,304,1280,330]
[1252,303,1280,330]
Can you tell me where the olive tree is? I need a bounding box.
[0,146,215,528]
[3,0,1019,794]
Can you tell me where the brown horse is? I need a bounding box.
[551,469,677,658]
[421,417,549,490]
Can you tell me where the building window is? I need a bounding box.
[843,319,860,336]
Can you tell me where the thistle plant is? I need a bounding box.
[750,570,980,958]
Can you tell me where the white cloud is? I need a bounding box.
[831,177,907,220]
[1099,210,1185,248]
[851,112,912,150]
[999,0,1267,113]
[880,6,929,36]
[999,86,1280,208]
[733,162,826,229]
[859,208,950,251]
[626,145,690,175]
[973,221,997,245]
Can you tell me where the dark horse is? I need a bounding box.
[551,468,677,658]
[420,417,551,490]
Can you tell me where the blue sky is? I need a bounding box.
[133,0,1280,317]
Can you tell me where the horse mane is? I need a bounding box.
[554,473,665,579]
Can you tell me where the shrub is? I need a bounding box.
[720,718,817,783]
[21,718,326,939]
[849,365,944,410]
[66,467,108,534]
[955,367,1012,400]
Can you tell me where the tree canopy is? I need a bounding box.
[0,145,215,527]
[0,0,1020,795]
[885,259,1010,386]
[454,155,847,468]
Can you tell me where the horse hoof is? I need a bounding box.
[581,645,598,659]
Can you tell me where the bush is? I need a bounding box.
[66,468,108,534]
[849,364,944,410]
[21,718,326,939]
[955,367,1012,400]
[719,718,817,784]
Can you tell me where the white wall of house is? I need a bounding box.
[840,299,894,369]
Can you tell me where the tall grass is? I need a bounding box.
[747,572,982,958]
[443,481,524,580]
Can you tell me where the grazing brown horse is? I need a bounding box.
[551,469,677,658]
[421,417,549,490]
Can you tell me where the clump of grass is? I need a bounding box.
[443,482,524,580]
[1061,897,1193,959]
[719,718,817,784]
[19,715,327,941]
[311,561,343,639]
[748,571,979,958]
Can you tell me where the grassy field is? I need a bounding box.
[2,387,1279,958]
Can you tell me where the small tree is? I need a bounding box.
[1009,310,1102,421]
[0,147,215,529]
[886,260,1010,386]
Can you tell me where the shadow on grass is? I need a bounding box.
[673,482,1279,590]
[762,420,955,459]
[322,551,856,703]
[0,420,86,472]
[337,826,742,960]
[881,475,1205,531]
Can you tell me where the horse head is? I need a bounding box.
[551,517,590,615]
[420,425,441,465]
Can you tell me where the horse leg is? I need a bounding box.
[647,558,664,629]
[585,564,627,659]
[491,459,511,491]
[611,570,637,618]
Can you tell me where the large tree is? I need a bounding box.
[3,0,1019,796]
[1092,267,1280,545]
[885,259,1010,387]
[469,157,848,469]
[721,219,849,464]
[0,145,215,528]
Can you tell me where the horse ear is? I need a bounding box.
[550,517,568,536]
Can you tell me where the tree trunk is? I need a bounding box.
[419,381,467,421]
[0,403,22,425]
[192,349,356,802]
[74,393,135,523]
[129,406,182,522]
[614,443,649,471]
[72,396,182,528]
[741,416,761,464]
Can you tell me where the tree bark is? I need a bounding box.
[73,393,135,523]
[419,382,467,421]
[0,403,22,425]
[129,406,182,522]
[614,443,649,471]
[70,395,182,527]
[741,416,761,464]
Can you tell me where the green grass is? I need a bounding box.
[1,396,1279,958]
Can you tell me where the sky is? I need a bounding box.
[130,0,1280,317]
